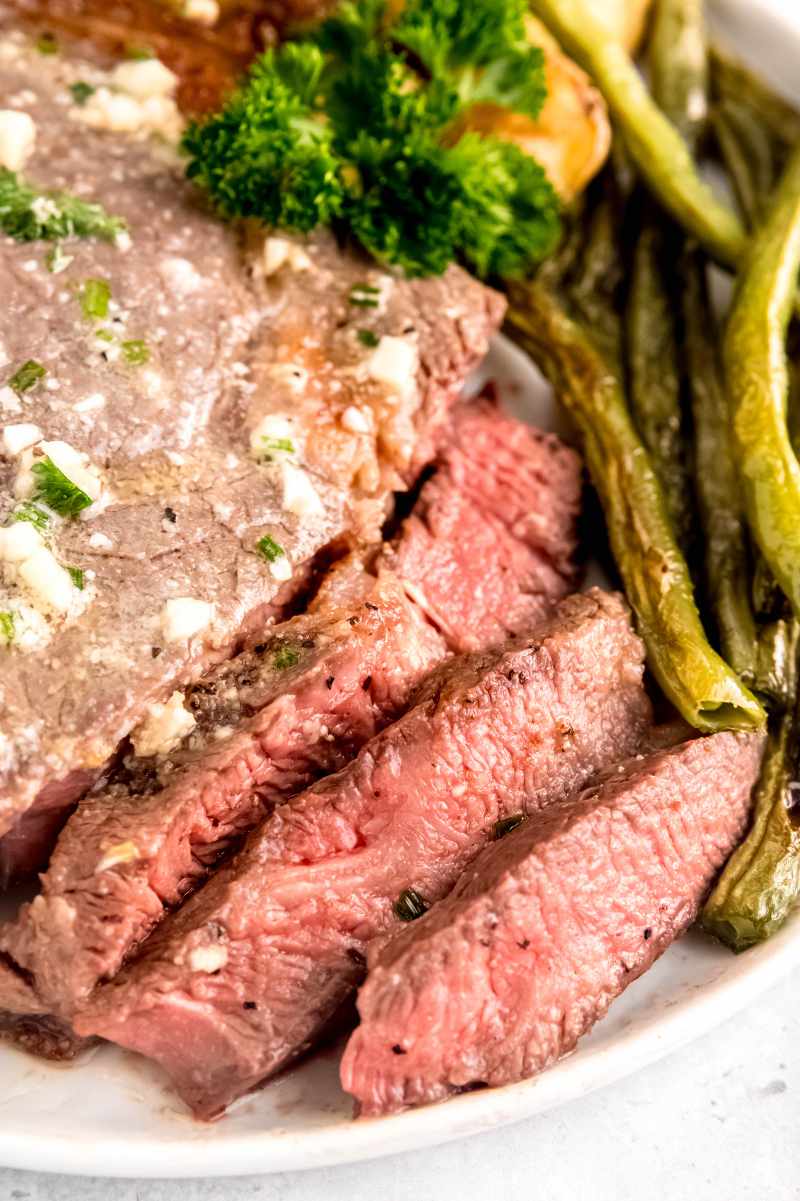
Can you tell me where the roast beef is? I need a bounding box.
[0,397,581,1027]
[382,397,581,651]
[76,589,651,1118]
[0,29,505,875]
[341,731,765,1115]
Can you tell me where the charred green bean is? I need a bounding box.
[724,145,800,619]
[507,281,765,732]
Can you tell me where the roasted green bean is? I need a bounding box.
[529,0,746,267]
[649,0,708,149]
[712,100,778,229]
[682,250,759,686]
[724,145,800,619]
[702,646,800,951]
[710,46,800,153]
[626,221,693,553]
[506,281,765,732]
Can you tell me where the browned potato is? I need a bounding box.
[459,16,611,201]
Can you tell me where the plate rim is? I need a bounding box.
[3,0,800,1176]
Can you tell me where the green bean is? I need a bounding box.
[529,0,746,267]
[724,145,800,619]
[702,655,800,951]
[506,280,765,733]
[648,0,708,150]
[755,618,797,712]
[682,250,758,686]
[626,220,693,554]
[564,183,626,368]
[710,46,800,153]
[712,100,778,230]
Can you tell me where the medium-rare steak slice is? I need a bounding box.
[341,731,765,1115]
[0,30,504,863]
[76,589,651,1118]
[0,398,581,1025]
[381,397,581,651]
[1,567,445,1018]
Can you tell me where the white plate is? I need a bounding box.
[2,0,800,1177]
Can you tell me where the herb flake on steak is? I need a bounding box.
[75,588,651,1117]
[341,730,765,1115]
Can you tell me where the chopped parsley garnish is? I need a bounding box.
[181,0,560,279]
[349,284,380,308]
[357,328,380,347]
[45,243,73,274]
[256,534,286,563]
[125,43,154,60]
[95,329,115,343]
[0,611,14,645]
[12,502,50,531]
[0,168,127,244]
[121,340,150,366]
[69,81,96,106]
[36,32,59,55]
[273,644,300,670]
[31,457,93,517]
[8,359,46,396]
[493,813,525,840]
[80,278,111,320]
[67,566,85,590]
[260,436,295,458]
[393,889,429,922]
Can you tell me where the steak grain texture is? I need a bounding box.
[341,731,765,1115]
[0,569,445,1018]
[0,399,580,1026]
[76,589,651,1117]
[382,398,581,651]
[0,32,504,869]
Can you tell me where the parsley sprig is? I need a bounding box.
[182,0,560,278]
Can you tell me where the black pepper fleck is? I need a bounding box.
[243,1001,257,1010]
[391,1044,407,1055]
[362,675,372,691]
[364,602,379,612]
[163,506,177,524]
[325,676,335,690]
[643,928,652,940]
[151,646,162,658]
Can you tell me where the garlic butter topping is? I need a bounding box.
[0,109,35,171]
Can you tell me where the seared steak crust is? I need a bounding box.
[76,589,650,1117]
[341,731,765,1115]
[0,399,581,1036]
[0,32,504,863]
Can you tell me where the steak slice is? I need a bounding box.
[381,397,581,651]
[0,30,504,862]
[341,731,765,1115]
[1,567,445,1018]
[76,589,652,1118]
[0,399,581,1025]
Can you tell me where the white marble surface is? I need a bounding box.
[0,965,797,1201]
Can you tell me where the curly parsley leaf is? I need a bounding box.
[181,0,559,279]
[183,45,345,233]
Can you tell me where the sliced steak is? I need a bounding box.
[0,31,504,864]
[341,731,765,1115]
[1,567,445,1018]
[381,397,581,651]
[76,589,651,1117]
[0,399,581,1026]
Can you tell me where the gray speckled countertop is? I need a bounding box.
[0,964,798,1201]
